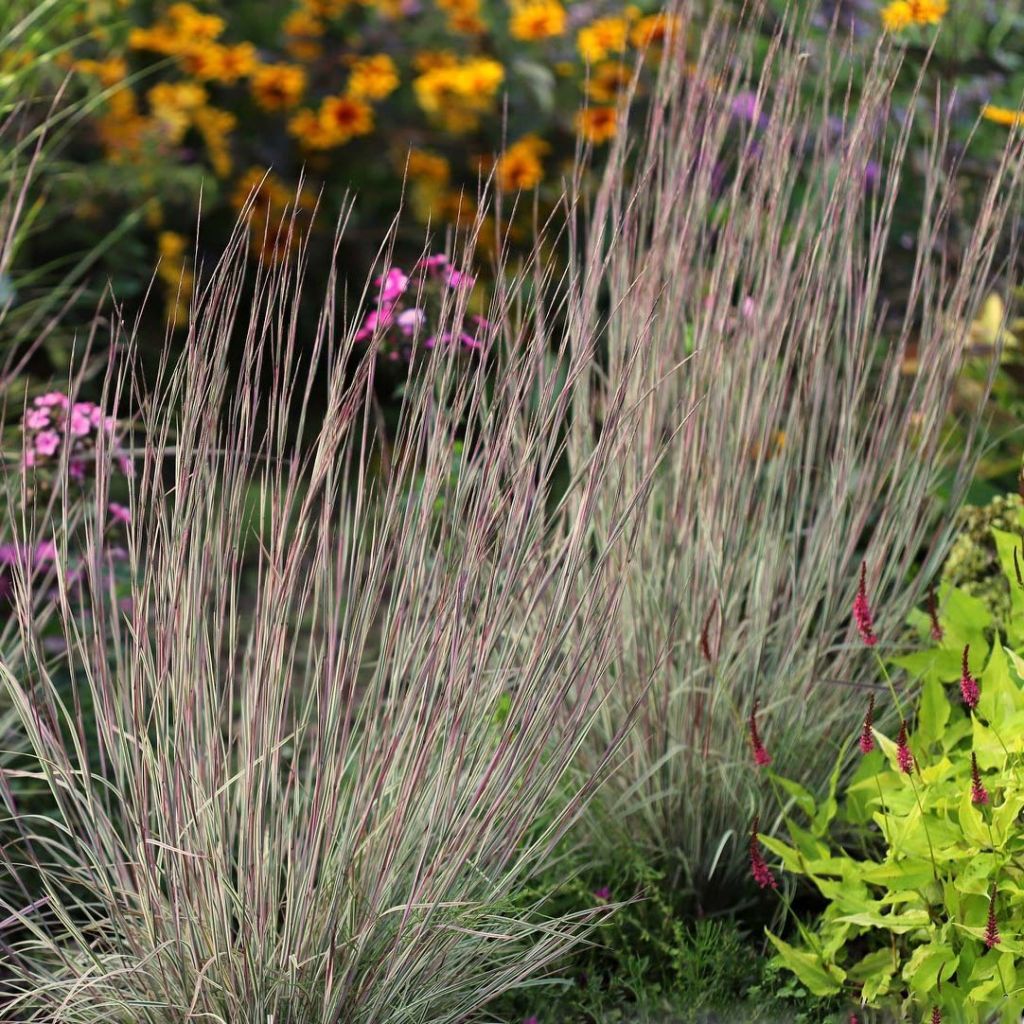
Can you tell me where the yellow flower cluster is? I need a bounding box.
[156,231,193,329]
[413,57,505,133]
[880,0,947,31]
[982,105,1024,127]
[509,1,567,42]
[436,0,486,35]
[286,54,396,150]
[496,135,550,192]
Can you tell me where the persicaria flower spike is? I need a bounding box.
[896,720,913,774]
[749,698,771,767]
[960,645,980,711]
[927,586,943,642]
[749,816,777,890]
[984,886,1001,949]
[970,752,989,806]
[853,560,878,646]
[931,1007,942,1024]
[859,693,875,754]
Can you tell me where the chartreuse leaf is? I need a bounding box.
[936,586,994,650]
[766,932,845,996]
[772,775,816,819]
[902,940,958,996]
[992,527,1024,624]
[918,676,952,749]
[960,786,996,849]
[978,641,1024,723]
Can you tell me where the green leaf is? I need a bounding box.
[918,676,952,749]
[766,931,845,996]
[902,940,958,996]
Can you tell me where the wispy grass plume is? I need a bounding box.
[563,5,1024,905]
[0,207,655,1021]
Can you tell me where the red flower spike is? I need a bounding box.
[853,561,878,646]
[970,752,989,806]
[896,720,913,774]
[960,645,980,711]
[859,693,875,754]
[749,699,771,767]
[930,1007,942,1024]
[749,816,777,890]
[984,886,1001,949]
[927,586,943,642]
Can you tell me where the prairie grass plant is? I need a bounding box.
[2,3,1024,1022]
[562,7,1024,909]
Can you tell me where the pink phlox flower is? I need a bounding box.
[35,392,69,409]
[444,266,475,290]
[34,430,61,457]
[355,304,396,342]
[24,408,51,430]
[396,307,425,336]
[418,253,449,272]
[108,503,131,525]
[374,268,409,303]
[69,404,94,437]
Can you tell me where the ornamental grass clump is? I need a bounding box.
[760,551,1024,1021]
[563,2,1024,905]
[0,205,658,1021]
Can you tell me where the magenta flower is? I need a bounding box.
[444,267,475,290]
[24,408,50,430]
[931,1008,942,1024]
[749,699,771,767]
[970,752,988,806]
[749,816,777,889]
[375,268,409,302]
[35,392,69,409]
[418,254,449,271]
[859,693,875,754]
[69,404,94,437]
[396,307,425,335]
[853,561,877,646]
[354,305,395,342]
[108,503,131,526]
[985,887,1001,948]
[34,430,61,457]
[896,720,913,774]
[593,885,612,901]
[960,645,980,711]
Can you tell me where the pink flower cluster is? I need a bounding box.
[354,255,491,360]
[22,392,132,480]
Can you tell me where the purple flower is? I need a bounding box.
[593,886,612,901]
[24,408,50,430]
[108,503,131,525]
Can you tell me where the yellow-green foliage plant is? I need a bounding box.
[760,540,1024,1023]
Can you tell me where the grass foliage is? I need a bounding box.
[1,2,1023,1021]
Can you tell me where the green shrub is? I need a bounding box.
[763,540,1024,1022]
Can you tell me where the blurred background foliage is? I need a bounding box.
[3,0,1024,487]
